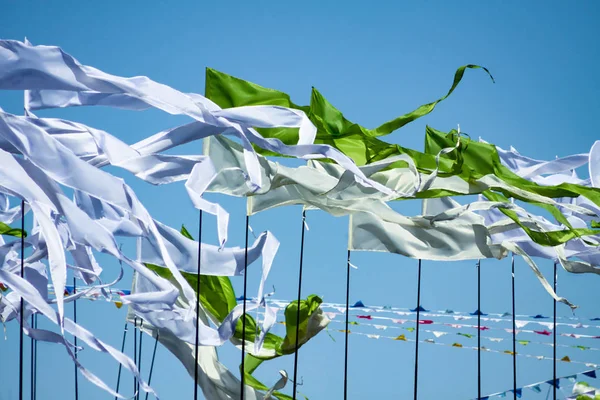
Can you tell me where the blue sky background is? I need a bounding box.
[1,1,600,399]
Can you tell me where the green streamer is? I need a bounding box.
[0,221,26,238]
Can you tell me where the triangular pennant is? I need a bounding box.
[573,345,590,351]
[561,356,571,362]
[546,378,560,389]
[515,320,529,328]
[114,301,123,309]
[452,343,463,348]
[583,370,597,378]
[351,301,365,308]
[529,385,542,393]
[410,305,429,312]
[394,335,406,341]
[470,309,487,316]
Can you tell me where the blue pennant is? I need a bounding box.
[470,309,488,316]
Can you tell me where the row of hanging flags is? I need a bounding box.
[471,369,600,399]
[2,38,600,398]
[43,284,600,365]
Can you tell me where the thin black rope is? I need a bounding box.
[292,210,307,400]
[241,214,250,400]
[343,249,351,400]
[194,210,203,400]
[137,320,143,400]
[144,333,159,400]
[511,254,516,400]
[414,259,422,400]
[114,323,128,400]
[477,259,481,400]
[74,277,79,400]
[19,200,24,400]
[553,262,557,400]
[134,317,138,398]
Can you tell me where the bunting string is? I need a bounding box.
[326,329,599,368]
[320,318,600,352]
[36,286,600,337]
[473,367,600,399]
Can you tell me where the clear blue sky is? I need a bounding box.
[1,1,600,399]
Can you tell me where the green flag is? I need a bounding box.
[206,65,493,165]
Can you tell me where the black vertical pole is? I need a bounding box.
[511,255,516,400]
[194,210,203,400]
[241,215,250,400]
[343,249,351,400]
[30,313,34,400]
[553,262,557,400]
[144,333,159,400]
[115,323,128,400]
[414,259,422,400]
[133,317,137,398]
[73,277,79,400]
[33,314,37,400]
[19,200,24,400]
[477,259,481,400]
[137,320,143,400]
[292,210,307,399]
